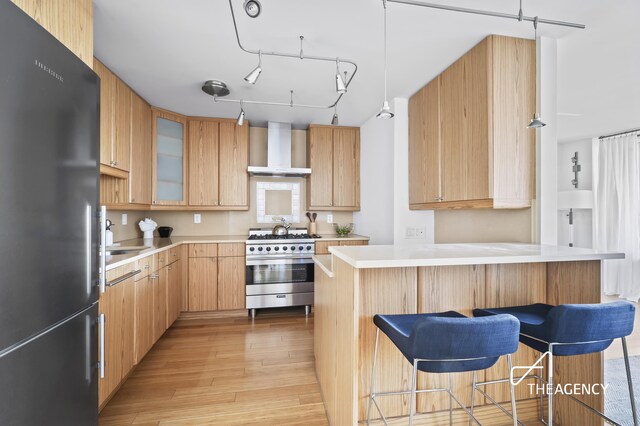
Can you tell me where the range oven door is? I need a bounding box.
[245,258,314,295]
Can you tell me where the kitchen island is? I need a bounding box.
[313,243,624,425]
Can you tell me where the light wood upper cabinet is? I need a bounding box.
[94,59,116,168]
[308,125,360,211]
[188,120,219,206]
[114,79,132,171]
[152,109,188,206]
[11,0,93,67]
[217,256,245,310]
[409,35,535,210]
[408,77,440,205]
[130,92,152,205]
[219,122,249,207]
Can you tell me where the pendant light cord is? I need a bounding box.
[383,0,388,103]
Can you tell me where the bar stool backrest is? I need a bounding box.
[409,314,519,367]
[547,301,635,345]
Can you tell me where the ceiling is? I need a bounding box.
[93,0,636,137]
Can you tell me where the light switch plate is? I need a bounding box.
[327,214,334,224]
[194,214,201,224]
[121,213,127,225]
[416,228,426,238]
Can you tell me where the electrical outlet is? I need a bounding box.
[121,213,128,225]
[194,214,201,224]
[327,214,334,224]
[406,227,416,237]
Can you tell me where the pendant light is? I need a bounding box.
[331,104,339,126]
[244,50,262,84]
[335,59,347,94]
[237,100,245,126]
[527,17,546,129]
[376,0,394,119]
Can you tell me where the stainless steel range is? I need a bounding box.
[245,228,316,318]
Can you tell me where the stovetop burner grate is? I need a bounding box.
[247,234,321,240]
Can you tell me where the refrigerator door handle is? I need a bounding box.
[98,313,105,379]
[99,206,106,293]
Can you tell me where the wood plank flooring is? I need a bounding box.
[99,311,327,425]
[101,301,638,426]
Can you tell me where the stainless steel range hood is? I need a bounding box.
[247,122,312,177]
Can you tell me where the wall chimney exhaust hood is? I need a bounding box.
[248,122,312,177]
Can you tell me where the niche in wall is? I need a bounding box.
[256,182,301,223]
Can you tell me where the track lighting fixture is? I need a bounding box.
[237,100,245,126]
[244,50,262,84]
[243,0,261,18]
[331,105,339,125]
[335,59,347,94]
[377,0,394,120]
[527,17,546,129]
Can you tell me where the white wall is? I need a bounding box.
[353,112,395,245]
[355,98,434,246]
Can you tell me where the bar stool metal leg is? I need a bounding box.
[548,347,554,426]
[367,329,381,425]
[410,360,418,426]
[448,373,453,426]
[507,354,518,426]
[622,337,639,426]
[469,371,477,426]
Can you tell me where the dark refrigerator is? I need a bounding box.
[0,1,100,424]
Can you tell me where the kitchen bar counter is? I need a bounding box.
[314,243,624,425]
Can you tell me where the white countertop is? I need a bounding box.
[328,243,625,269]
[312,255,334,277]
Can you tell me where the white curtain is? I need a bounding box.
[593,132,640,301]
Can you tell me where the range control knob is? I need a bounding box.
[274,246,280,251]
[249,247,255,252]
[291,246,296,250]
[306,246,312,251]
[298,246,304,251]
[257,247,263,251]
[283,246,288,251]
[266,247,271,252]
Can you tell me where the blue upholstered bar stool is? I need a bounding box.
[474,301,637,426]
[367,311,520,426]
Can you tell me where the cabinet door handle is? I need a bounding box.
[168,266,172,271]
[149,274,159,280]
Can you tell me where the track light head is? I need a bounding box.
[376,100,394,120]
[527,113,546,129]
[336,73,347,94]
[237,102,246,126]
[244,66,262,84]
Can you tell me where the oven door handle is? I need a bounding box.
[246,257,315,266]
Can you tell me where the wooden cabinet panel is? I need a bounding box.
[188,120,219,206]
[316,240,368,255]
[130,92,152,205]
[218,122,249,207]
[11,0,93,67]
[169,246,181,263]
[167,259,182,327]
[308,126,334,208]
[153,268,168,342]
[217,256,245,310]
[99,270,135,406]
[409,77,440,205]
[94,59,115,168]
[218,243,245,257]
[114,79,131,171]
[189,243,218,258]
[188,257,218,311]
[333,128,360,208]
[156,249,170,270]
[180,244,189,312]
[135,255,154,280]
[134,276,154,364]
[339,240,368,247]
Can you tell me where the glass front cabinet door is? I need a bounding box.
[152,109,187,205]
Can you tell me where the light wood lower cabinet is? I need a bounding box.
[217,256,245,310]
[186,243,246,312]
[98,266,135,408]
[134,275,154,364]
[315,239,368,255]
[167,259,182,326]
[188,257,218,312]
[153,267,168,342]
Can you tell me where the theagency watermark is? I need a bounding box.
[510,351,609,396]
